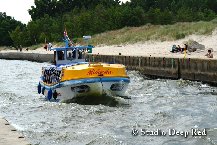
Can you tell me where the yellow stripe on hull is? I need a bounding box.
[61,63,128,82]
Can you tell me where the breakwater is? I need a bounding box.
[0,52,216,84]
[86,55,217,84]
[0,52,53,63]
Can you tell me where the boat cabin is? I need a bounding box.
[52,45,93,66]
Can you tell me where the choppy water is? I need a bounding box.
[0,59,217,145]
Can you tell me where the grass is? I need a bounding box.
[27,44,43,50]
[90,19,217,45]
[0,46,18,51]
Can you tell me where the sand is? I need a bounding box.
[92,29,217,60]
[1,30,217,60]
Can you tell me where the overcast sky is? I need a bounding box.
[0,0,130,24]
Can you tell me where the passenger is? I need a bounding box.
[42,74,45,82]
[58,51,64,60]
[48,75,51,84]
[58,71,61,78]
[78,50,82,59]
[205,49,213,58]
[54,71,56,75]
[68,40,73,47]
[67,52,72,59]
[43,71,47,83]
[55,75,59,82]
[51,74,56,84]
[45,75,49,83]
[72,49,76,59]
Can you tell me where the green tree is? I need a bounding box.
[9,26,23,47]
[6,0,217,47]
[0,12,24,46]
[176,7,193,22]
[147,8,161,24]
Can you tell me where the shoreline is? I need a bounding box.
[0,45,216,60]
[0,49,215,59]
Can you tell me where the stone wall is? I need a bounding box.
[0,52,53,63]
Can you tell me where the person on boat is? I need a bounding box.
[67,52,72,60]
[45,75,48,83]
[57,71,61,78]
[42,70,46,82]
[68,40,74,47]
[51,74,57,84]
[72,49,76,59]
[57,51,64,60]
[78,50,83,59]
[205,49,213,58]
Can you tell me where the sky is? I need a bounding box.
[0,0,131,24]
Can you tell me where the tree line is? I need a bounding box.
[1,0,217,47]
[0,12,25,46]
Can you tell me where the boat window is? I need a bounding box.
[67,49,76,60]
[57,51,65,60]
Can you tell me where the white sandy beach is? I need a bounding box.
[1,29,217,60]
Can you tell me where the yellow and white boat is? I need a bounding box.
[37,37,130,102]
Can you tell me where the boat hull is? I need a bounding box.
[39,77,129,102]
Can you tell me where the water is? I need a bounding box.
[0,59,217,145]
